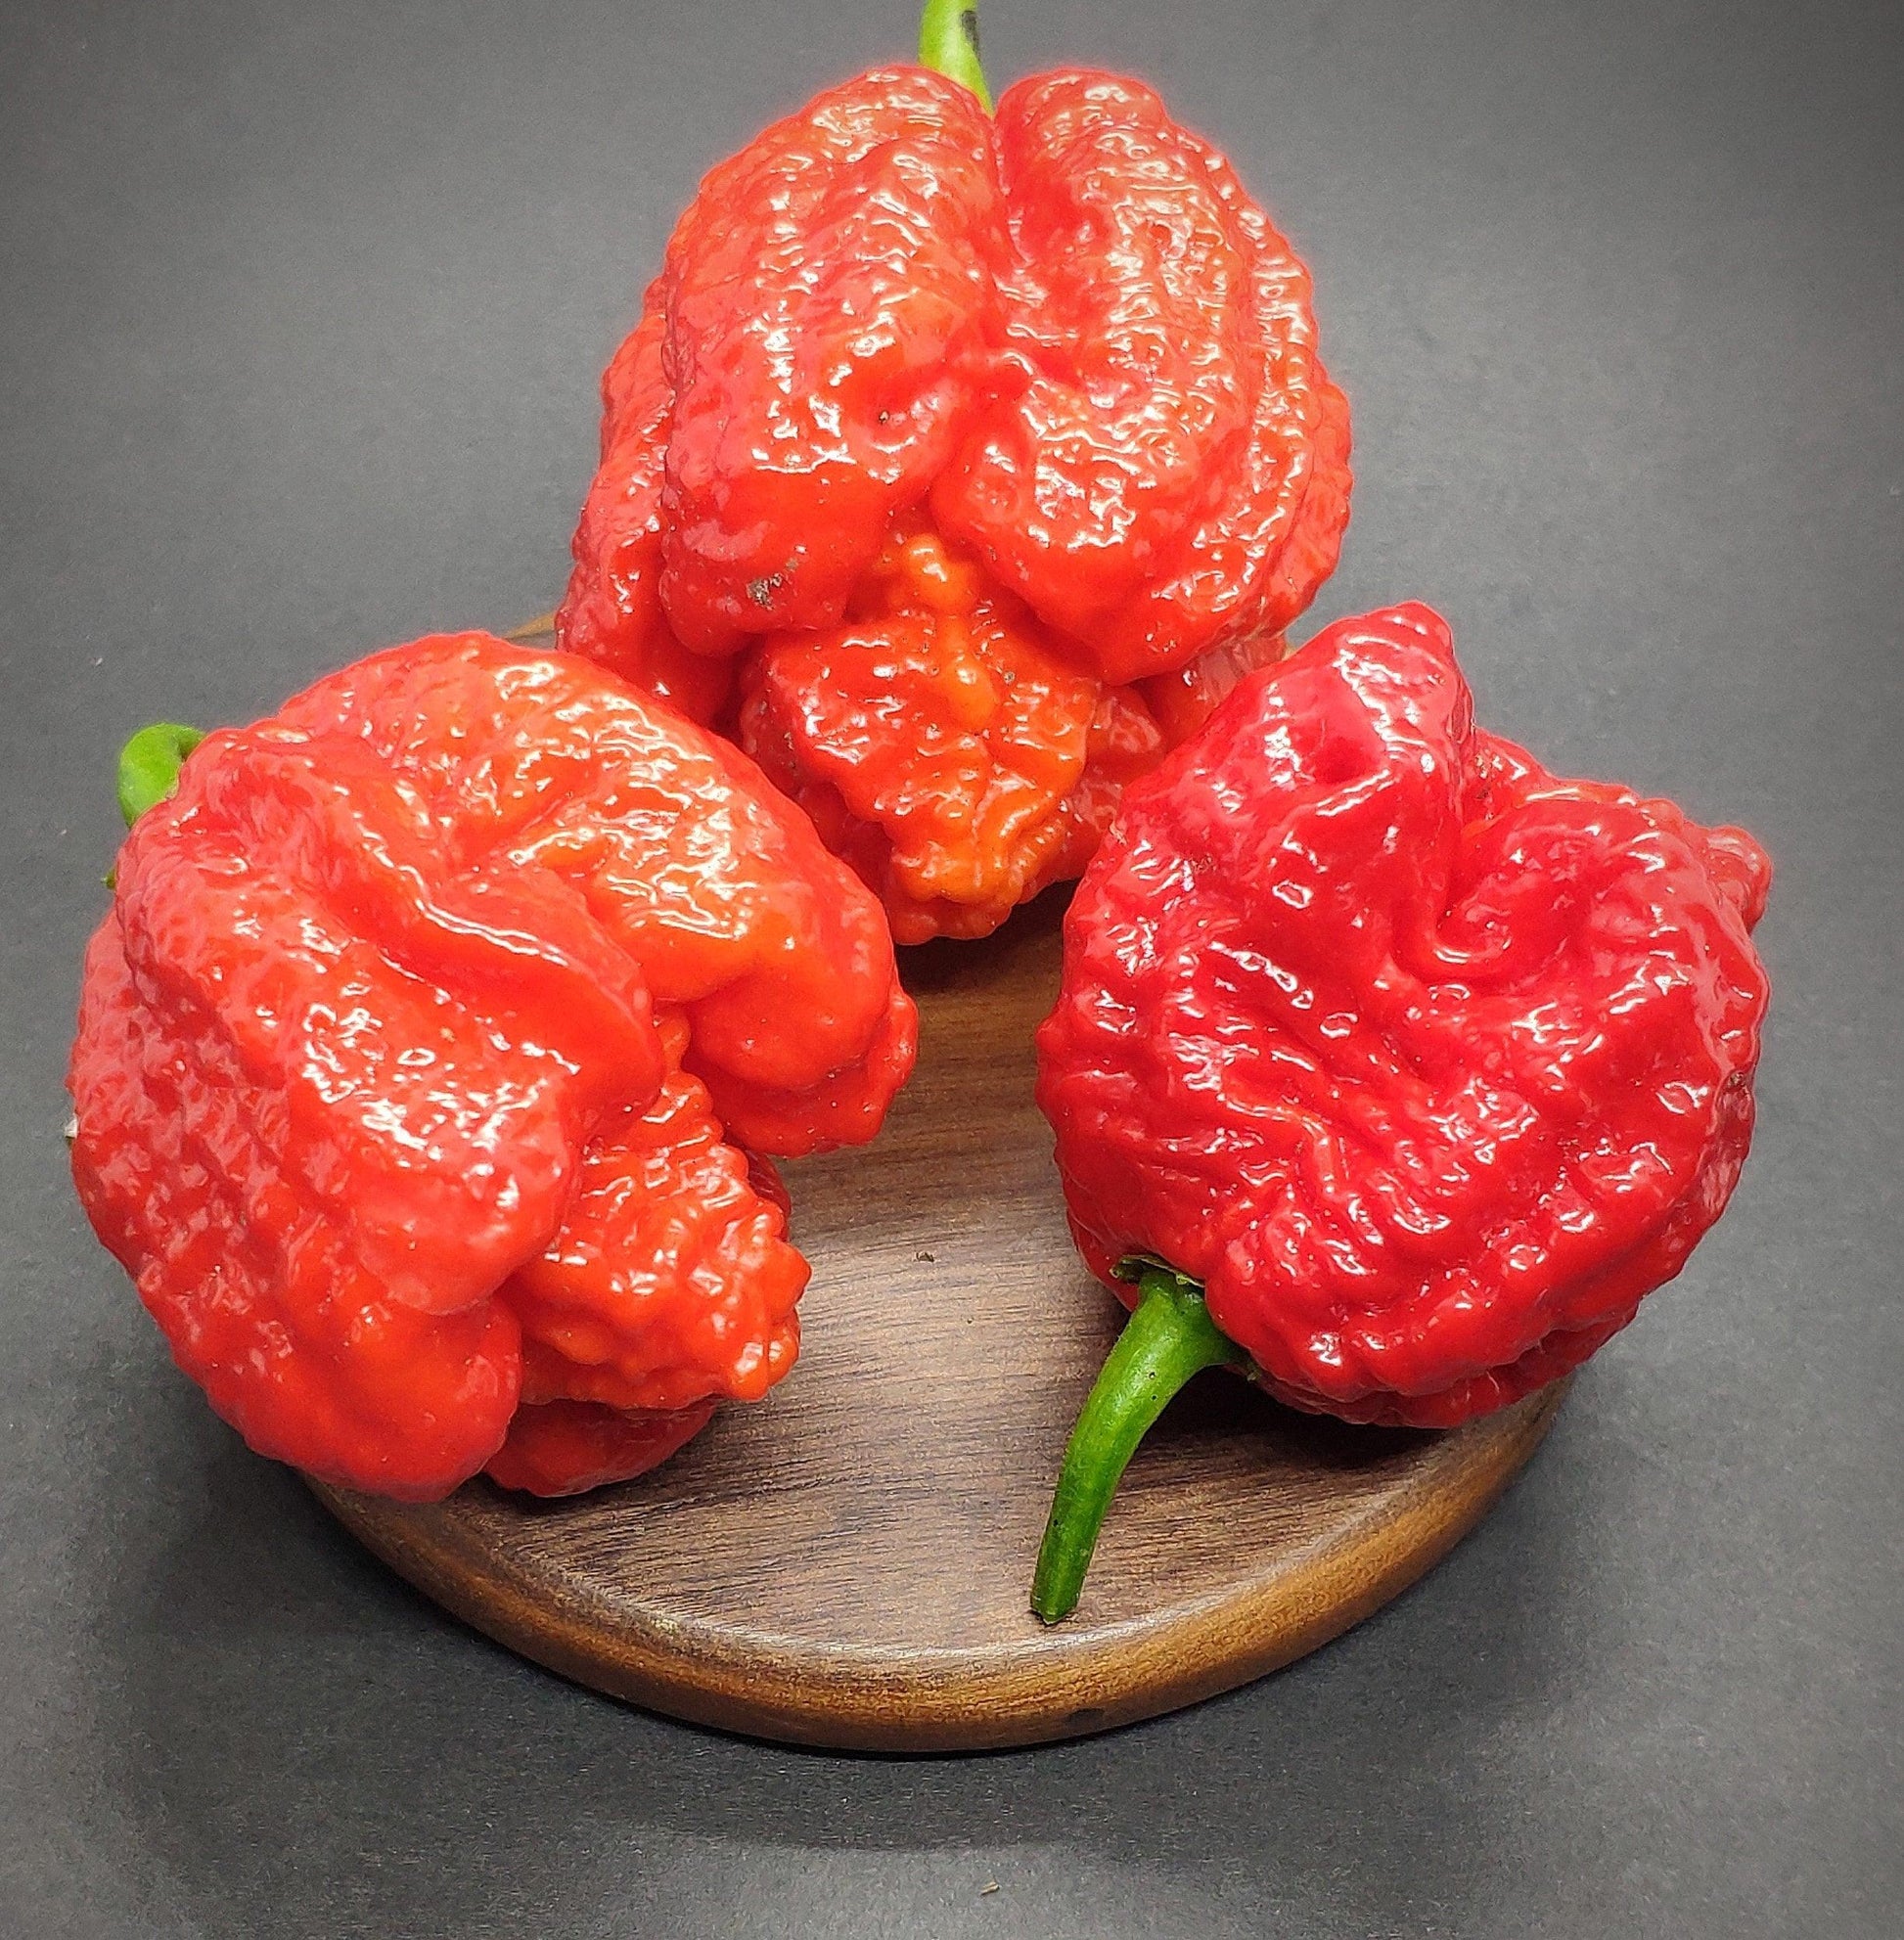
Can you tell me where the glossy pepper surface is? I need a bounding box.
[68,633,916,1501]
[1031,603,1771,1617]
[558,46,1350,942]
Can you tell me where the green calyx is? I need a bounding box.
[116,722,204,828]
[1029,1259,1246,1624]
[918,0,992,112]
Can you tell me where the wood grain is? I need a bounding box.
[311,888,1566,1752]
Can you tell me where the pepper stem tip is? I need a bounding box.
[919,0,992,112]
[117,722,204,828]
[1029,1261,1243,1625]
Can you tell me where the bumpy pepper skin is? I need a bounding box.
[1035,604,1772,1428]
[559,66,1349,942]
[68,634,916,1500]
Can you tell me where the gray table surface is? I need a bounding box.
[4,1,1899,1934]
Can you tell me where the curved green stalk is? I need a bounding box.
[919,0,992,111]
[1030,1261,1245,1624]
[117,723,204,828]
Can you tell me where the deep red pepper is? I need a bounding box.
[1030,603,1772,1618]
[558,3,1350,942]
[68,633,916,1501]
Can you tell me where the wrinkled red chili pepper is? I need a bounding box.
[559,1,1350,942]
[1030,603,1772,1618]
[68,634,916,1502]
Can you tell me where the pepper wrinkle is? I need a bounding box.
[559,62,1350,942]
[68,633,916,1500]
[1035,603,1772,1428]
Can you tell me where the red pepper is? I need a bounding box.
[68,634,916,1501]
[558,1,1350,942]
[1029,603,1772,1618]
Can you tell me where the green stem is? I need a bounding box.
[1030,1262,1245,1624]
[117,722,204,828]
[918,0,992,111]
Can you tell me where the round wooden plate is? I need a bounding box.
[311,888,1567,1751]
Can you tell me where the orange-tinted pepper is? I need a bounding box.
[68,634,915,1500]
[560,49,1348,941]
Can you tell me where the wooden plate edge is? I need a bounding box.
[309,1378,1568,1753]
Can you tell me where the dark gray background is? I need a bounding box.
[4,0,1899,1933]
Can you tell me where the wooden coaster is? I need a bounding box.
[310,891,1565,1751]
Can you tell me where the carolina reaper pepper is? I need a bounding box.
[558,0,1351,942]
[68,633,916,1501]
[1030,603,1772,1619]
